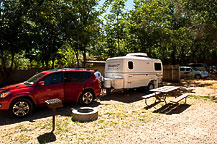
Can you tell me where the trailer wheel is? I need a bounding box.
[72,107,98,122]
[148,83,154,91]
[106,88,111,95]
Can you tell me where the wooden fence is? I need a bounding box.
[0,64,180,87]
[0,69,46,87]
[163,65,180,82]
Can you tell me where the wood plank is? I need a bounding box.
[170,93,189,103]
[142,92,160,99]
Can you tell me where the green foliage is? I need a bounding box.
[1,0,217,75]
[0,0,100,70]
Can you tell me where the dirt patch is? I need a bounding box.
[0,80,216,143]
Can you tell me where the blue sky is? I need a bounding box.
[99,0,134,11]
[125,0,134,10]
[98,0,134,22]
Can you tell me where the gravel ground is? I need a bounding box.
[0,79,216,143]
[102,101,217,144]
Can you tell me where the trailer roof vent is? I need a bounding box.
[126,53,148,57]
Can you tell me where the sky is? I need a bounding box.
[125,0,134,10]
[99,0,134,11]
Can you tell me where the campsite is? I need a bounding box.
[0,78,216,143]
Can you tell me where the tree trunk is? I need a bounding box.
[0,49,6,72]
[52,58,55,69]
[82,45,87,68]
[10,52,15,71]
[45,60,49,69]
[75,49,80,68]
[0,49,12,85]
[42,60,45,68]
[171,46,177,65]
[74,42,80,68]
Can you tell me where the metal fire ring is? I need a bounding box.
[72,107,98,122]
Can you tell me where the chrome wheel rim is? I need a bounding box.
[12,101,30,116]
[82,92,93,104]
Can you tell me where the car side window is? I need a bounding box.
[186,68,191,72]
[43,72,63,86]
[180,68,185,71]
[64,72,91,83]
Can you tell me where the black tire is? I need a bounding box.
[106,88,111,95]
[194,74,201,79]
[9,98,33,118]
[79,90,95,105]
[148,83,154,91]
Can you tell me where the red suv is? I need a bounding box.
[0,69,101,117]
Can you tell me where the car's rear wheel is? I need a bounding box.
[9,98,33,117]
[195,74,201,79]
[79,90,95,105]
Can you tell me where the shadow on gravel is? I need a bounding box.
[0,101,100,126]
[100,89,146,103]
[166,104,191,115]
[37,132,56,144]
[153,103,191,115]
[144,101,161,110]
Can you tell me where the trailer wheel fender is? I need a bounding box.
[72,107,98,122]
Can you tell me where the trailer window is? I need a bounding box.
[128,61,133,69]
[154,63,161,71]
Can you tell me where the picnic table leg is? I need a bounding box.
[145,99,149,106]
[155,94,167,104]
[163,95,167,104]
[184,97,187,104]
[145,98,156,106]
[155,97,162,103]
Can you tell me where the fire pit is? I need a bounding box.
[72,107,98,122]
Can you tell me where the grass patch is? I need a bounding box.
[14,134,31,143]
[188,95,210,100]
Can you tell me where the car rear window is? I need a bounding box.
[64,72,91,82]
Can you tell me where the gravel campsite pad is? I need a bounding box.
[0,79,216,143]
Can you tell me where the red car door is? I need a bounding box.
[64,72,89,102]
[32,72,64,105]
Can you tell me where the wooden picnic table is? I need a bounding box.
[142,86,189,106]
[150,86,180,93]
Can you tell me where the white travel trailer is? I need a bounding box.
[103,53,163,93]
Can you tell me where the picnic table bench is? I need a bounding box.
[170,93,189,104]
[142,92,161,105]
